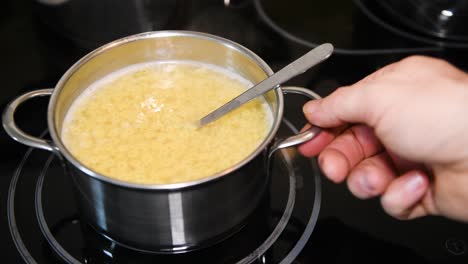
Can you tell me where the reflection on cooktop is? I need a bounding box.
[2,0,468,263]
[7,120,321,263]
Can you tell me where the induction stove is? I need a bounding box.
[1,0,468,263]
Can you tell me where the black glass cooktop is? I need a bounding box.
[7,120,321,264]
[2,0,468,263]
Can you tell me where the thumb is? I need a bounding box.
[303,84,375,128]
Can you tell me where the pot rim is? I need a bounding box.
[48,30,284,190]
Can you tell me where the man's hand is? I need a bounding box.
[299,56,468,222]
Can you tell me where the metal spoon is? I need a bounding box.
[197,43,334,127]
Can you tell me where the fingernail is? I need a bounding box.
[319,154,345,184]
[303,101,318,115]
[358,174,375,194]
[318,156,333,180]
[318,155,328,173]
[405,173,424,193]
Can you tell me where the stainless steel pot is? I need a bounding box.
[2,31,322,253]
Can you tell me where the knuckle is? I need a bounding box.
[399,55,430,66]
[361,62,399,84]
[328,86,348,109]
[375,63,398,78]
[399,55,452,72]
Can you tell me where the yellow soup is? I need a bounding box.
[61,61,272,184]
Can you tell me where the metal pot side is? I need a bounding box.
[47,31,281,252]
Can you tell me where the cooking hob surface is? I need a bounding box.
[6,120,321,263]
[2,0,468,263]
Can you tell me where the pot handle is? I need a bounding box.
[2,89,56,152]
[269,86,322,154]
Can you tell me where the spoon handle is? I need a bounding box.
[197,43,334,127]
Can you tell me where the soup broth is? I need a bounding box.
[61,61,272,184]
